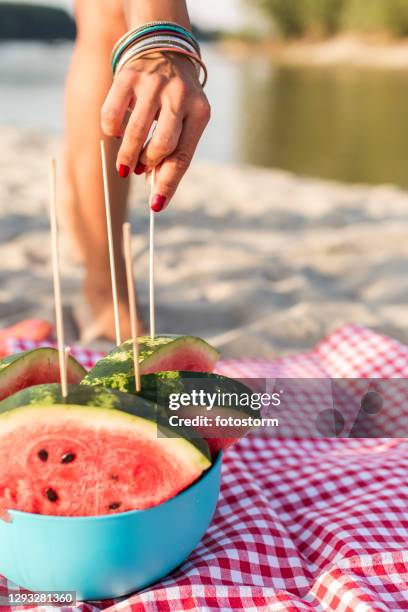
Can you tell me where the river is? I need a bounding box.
[1,41,408,187]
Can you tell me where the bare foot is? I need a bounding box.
[81,277,143,343]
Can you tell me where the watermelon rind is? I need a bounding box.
[0,383,211,462]
[138,371,254,413]
[82,369,254,423]
[81,335,220,391]
[139,372,256,454]
[0,348,86,401]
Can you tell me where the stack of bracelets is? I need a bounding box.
[111,21,207,87]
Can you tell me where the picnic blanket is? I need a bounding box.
[0,324,407,611]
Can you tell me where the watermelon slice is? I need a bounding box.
[0,348,86,401]
[0,385,210,517]
[82,335,220,391]
[139,372,255,456]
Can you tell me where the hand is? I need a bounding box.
[101,52,211,212]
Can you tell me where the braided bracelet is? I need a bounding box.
[115,46,208,87]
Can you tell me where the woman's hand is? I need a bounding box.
[101,52,210,211]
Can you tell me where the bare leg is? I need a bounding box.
[65,0,135,341]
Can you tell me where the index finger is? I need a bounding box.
[150,99,211,212]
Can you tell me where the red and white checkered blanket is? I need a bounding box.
[1,325,407,611]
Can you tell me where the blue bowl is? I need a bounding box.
[0,453,222,601]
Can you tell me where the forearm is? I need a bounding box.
[123,0,191,31]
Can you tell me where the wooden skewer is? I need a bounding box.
[100,140,121,346]
[149,168,156,340]
[122,223,141,392]
[49,158,68,398]
[64,346,71,395]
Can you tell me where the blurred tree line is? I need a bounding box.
[0,3,75,40]
[256,0,408,38]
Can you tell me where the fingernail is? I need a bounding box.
[134,162,146,175]
[150,194,167,213]
[118,164,130,178]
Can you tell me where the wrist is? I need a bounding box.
[111,21,206,86]
[124,0,191,31]
[119,47,207,87]
[127,50,199,76]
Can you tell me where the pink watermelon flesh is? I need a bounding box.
[0,349,86,401]
[0,408,210,517]
[142,350,215,374]
[138,336,220,375]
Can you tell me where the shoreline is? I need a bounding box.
[219,34,408,69]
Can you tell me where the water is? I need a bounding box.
[2,41,408,187]
[0,42,68,131]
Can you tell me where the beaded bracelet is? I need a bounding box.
[115,46,208,87]
[112,21,200,74]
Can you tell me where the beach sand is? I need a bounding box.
[1,125,408,358]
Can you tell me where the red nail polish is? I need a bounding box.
[150,194,167,213]
[134,162,146,175]
[118,164,130,178]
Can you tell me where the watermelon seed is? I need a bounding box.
[38,449,48,462]
[108,502,121,510]
[45,488,58,502]
[61,452,76,464]
[109,474,119,481]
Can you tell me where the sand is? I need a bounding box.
[1,124,408,358]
